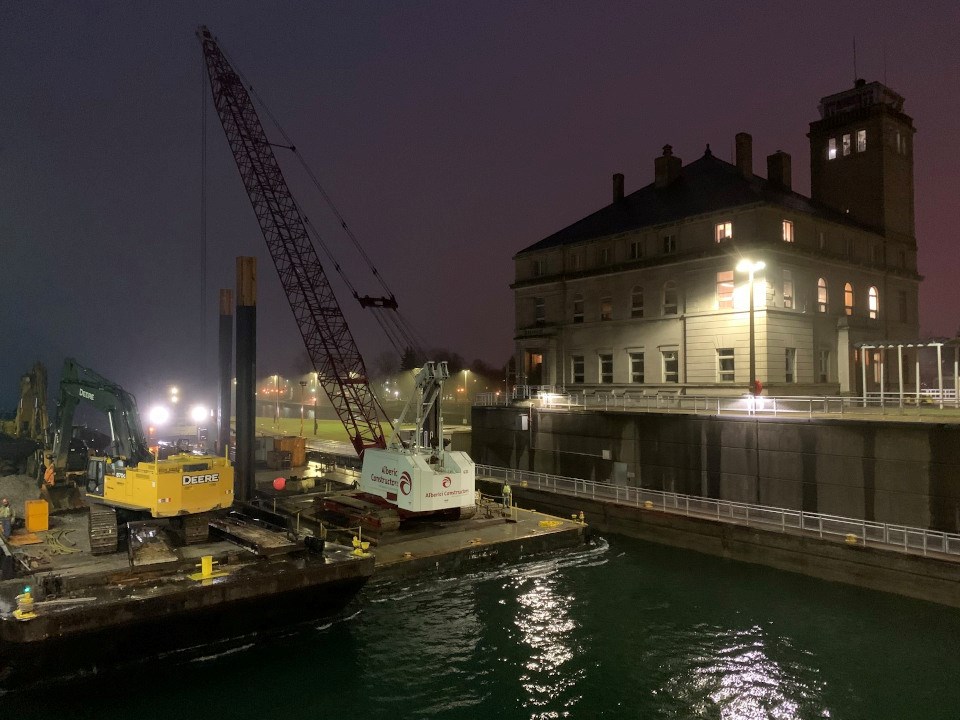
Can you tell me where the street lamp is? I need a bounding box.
[299,381,307,437]
[736,259,765,395]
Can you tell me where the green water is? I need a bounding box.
[9,535,960,719]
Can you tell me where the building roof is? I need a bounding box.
[517,149,861,256]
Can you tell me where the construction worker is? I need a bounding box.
[0,498,12,538]
[43,454,55,486]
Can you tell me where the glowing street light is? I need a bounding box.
[149,405,171,426]
[736,259,766,396]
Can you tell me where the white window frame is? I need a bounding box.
[785,347,797,383]
[716,271,734,310]
[715,221,733,243]
[571,355,585,384]
[818,349,829,383]
[599,354,614,384]
[631,286,644,318]
[662,349,679,384]
[629,351,645,384]
[783,270,794,309]
[868,286,879,320]
[534,296,545,325]
[782,220,794,243]
[663,235,677,254]
[629,239,643,260]
[600,297,613,322]
[663,281,678,316]
[717,348,735,382]
[572,294,584,324]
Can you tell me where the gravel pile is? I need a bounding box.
[0,473,42,520]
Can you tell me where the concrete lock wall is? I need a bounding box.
[471,407,960,532]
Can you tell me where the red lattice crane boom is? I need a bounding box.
[198,26,387,456]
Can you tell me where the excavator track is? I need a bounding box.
[88,504,118,555]
[174,512,214,545]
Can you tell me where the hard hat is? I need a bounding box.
[1,498,8,504]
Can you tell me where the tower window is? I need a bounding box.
[571,355,584,384]
[783,270,794,309]
[663,281,678,315]
[662,350,679,383]
[857,129,866,152]
[868,286,879,319]
[844,283,854,316]
[817,278,828,313]
[782,220,794,243]
[631,286,644,318]
[828,138,837,160]
[715,222,733,242]
[599,354,614,384]
[717,348,735,382]
[716,271,734,309]
[572,294,584,324]
[662,235,677,254]
[842,134,851,157]
[600,297,613,321]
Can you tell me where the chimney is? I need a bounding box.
[735,132,753,179]
[767,150,792,190]
[612,173,624,202]
[654,145,682,188]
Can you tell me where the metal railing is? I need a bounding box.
[475,388,960,418]
[476,464,960,559]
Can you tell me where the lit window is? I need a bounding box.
[534,297,545,325]
[857,129,866,152]
[828,138,837,160]
[629,352,645,383]
[842,133,851,156]
[898,291,908,323]
[571,355,584,384]
[868,286,879,319]
[716,271,734,309]
[629,239,643,260]
[782,220,794,243]
[817,278,828,313]
[572,294,584,324]
[717,348,735,382]
[663,281,678,315]
[844,283,854,316]
[715,222,733,242]
[662,350,679,383]
[663,235,677,254]
[783,270,794,309]
[818,350,829,383]
[631,286,644,318]
[785,348,796,383]
[600,297,613,321]
[599,354,613,384]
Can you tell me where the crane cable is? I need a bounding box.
[217,42,426,359]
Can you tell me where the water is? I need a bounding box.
[8,535,960,719]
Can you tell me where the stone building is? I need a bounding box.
[512,80,920,395]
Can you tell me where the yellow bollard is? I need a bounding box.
[845,533,859,545]
[13,589,37,621]
[189,554,229,581]
[643,501,654,510]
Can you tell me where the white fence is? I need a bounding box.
[476,464,960,558]
[475,388,960,417]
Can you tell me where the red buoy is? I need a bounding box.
[273,477,286,491]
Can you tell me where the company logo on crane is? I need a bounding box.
[442,476,452,488]
[399,471,412,496]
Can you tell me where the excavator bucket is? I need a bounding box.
[40,483,87,513]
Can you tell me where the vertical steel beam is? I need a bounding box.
[235,257,257,504]
[217,288,233,455]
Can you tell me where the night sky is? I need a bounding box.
[2,2,958,410]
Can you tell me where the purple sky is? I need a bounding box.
[1,1,958,409]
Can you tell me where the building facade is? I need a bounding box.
[512,80,921,395]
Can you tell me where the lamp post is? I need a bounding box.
[299,380,307,437]
[274,374,280,429]
[736,259,765,396]
[462,369,469,425]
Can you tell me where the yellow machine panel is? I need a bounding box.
[97,454,234,517]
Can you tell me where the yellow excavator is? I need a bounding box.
[0,363,47,477]
[49,359,234,554]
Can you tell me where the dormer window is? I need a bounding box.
[715,222,733,243]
